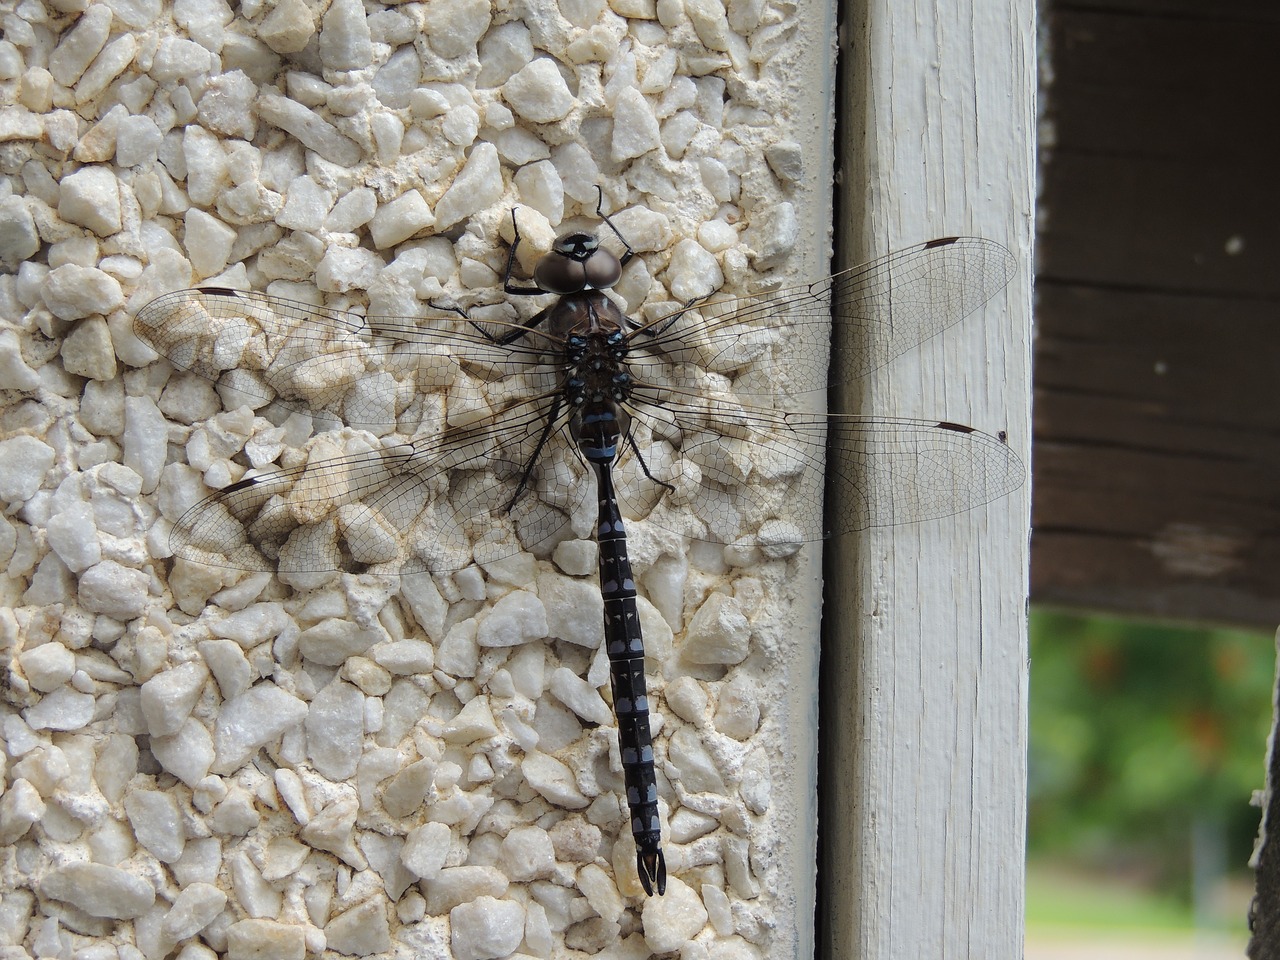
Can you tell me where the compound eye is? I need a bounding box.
[582,249,621,290]
[535,254,585,294]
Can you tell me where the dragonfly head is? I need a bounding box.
[536,230,622,294]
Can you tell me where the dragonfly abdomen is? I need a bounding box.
[591,453,666,896]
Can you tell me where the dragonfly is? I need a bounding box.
[133,200,1021,897]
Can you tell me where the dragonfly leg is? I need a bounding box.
[625,426,675,494]
[425,297,550,347]
[503,207,546,297]
[594,185,635,269]
[501,393,566,513]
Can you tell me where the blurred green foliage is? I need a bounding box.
[1028,609,1274,895]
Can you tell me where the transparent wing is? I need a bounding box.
[627,237,1016,395]
[143,238,1021,577]
[168,392,589,577]
[133,287,564,430]
[617,381,1024,552]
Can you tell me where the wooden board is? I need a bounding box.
[1035,2,1280,627]
[822,0,1035,956]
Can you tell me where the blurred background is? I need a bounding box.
[1031,0,1279,950]
[1025,611,1270,957]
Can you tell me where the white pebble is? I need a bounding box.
[551,539,596,577]
[665,238,723,301]
[124,788,186,862]
[326,899,392,955]
[410,87,449,119]
[185,208,238,277]
[225,919,306,960]
[548,668,612,726]
[434,141,503,229]
[0,196,40,268]
[57,166,122,236]
[212,603,291,647]
[197,71,259,140]
[476,21,532,86]
[141,661,209,736]
[450,896,525,960]
[0,436,54,504]
[297,618,384,666]
[18,642,75,692]
[667,725,726,793]
[0,778,46,844]
[504,56,576,124]
[662,110,701,158]
[421,0,491,59]
[499,824,555,882]
[60,316,117,378]
[151,36,213,82]
[212,683,308,773]
[757,518,803,559]
[442,695,499,744]
[257,94,361,167]
[577,862,625,924]
[233,854,282,916]
[370,639,434,675]
[151,717,216,785]
[49,4,112,86]
[538,571,603,648]
[682,592,750,664]
[46,263,124,322]
[49,511,98,578]
[641,876,709,953]
[551,142,600,203]
[740,750,771,814]
[373,45,420,108]
[502,58,574,124]
[316,244,383,292]
[442,104,480,146]
[123,393,169,494]
[702,882,734,935]
[199,639,252,699]
[258,0,315,54]
[261,836,310,882]
[318,0,373,69]
[370,190,435,249]
[612,87,662,162]
[325,187,377,232]
[665,675,708,724]
[668,807,718,843]
[40,863,156,919]
[697,218,738,253]
[73,31,135,105]
[476,590,547,647]
[685,0,732,51]
[116,114,163,166]
[714,673,761,739]
[424,865,509,915]
[78,559,149,621]
[161,882,227,943]
[764,139,803,182]
[305,679,364,779]
[401,820,451,879]
[747,201,798,261]
[24,687,95,731]
[521,751,588,809]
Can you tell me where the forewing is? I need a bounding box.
[133,287,563,430]
[628,237,1016,395]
